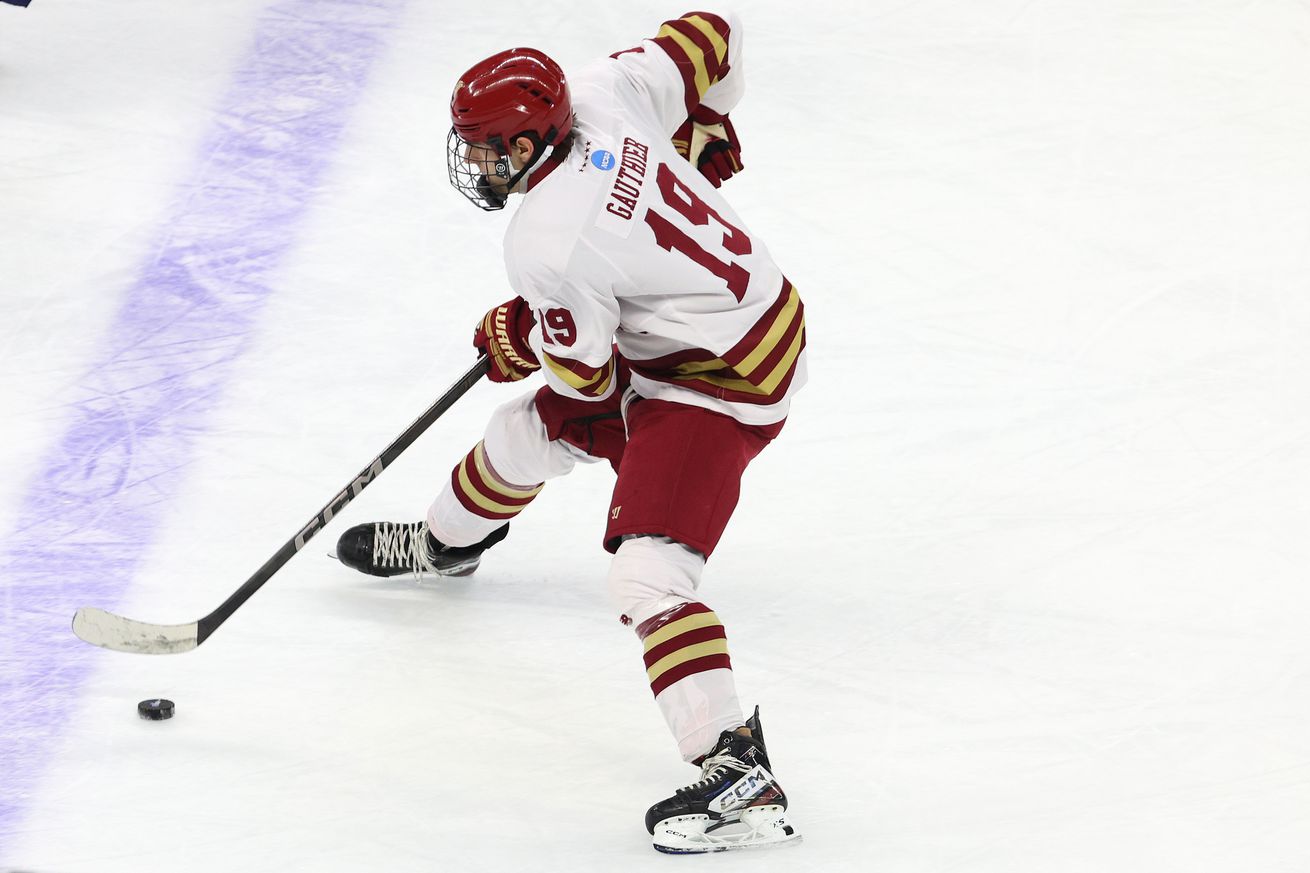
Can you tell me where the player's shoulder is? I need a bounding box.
[504,153,604,291]
[512,111,638,232]
[571,56,622,98]
[503,206,571,298]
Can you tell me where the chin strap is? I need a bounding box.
[476,145,547,210]
[505,136,562,194]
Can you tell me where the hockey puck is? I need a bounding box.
[137,698,175,721]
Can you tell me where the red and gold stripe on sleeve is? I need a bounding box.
[653,11,732,114]
[628,280,807,406]
[543,350,616,400]
[451,441,544,521]
[637,602,732,697]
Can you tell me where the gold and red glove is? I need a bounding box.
[474,297,540,382]
[672,107,743,188]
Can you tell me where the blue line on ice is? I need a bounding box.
[0,0,406,859]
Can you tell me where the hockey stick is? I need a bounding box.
[71,355,492,655]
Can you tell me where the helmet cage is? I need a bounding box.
[446,127,562,212]
[446,127,512,211]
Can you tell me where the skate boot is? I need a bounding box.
[335,521,508,578]
[645,707,801,854]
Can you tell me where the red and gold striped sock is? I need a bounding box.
[637,601,732,697]
[451,440,544,521]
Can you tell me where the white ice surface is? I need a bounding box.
[3,1,1310,871]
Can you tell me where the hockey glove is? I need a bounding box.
[474,297,540,382]
[672,107,743,188]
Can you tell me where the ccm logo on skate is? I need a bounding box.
[710,766,773,813]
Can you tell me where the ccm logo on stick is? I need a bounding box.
[295,458,384,550]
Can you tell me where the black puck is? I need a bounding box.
[138,698,175,721]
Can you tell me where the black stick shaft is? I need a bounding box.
[195,355,491,645]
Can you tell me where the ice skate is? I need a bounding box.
[335,521,507,578]
[645,707,802,854]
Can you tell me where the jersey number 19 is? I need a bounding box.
[642,163,752,302]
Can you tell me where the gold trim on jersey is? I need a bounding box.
[682,327,805,396]
[544,352,615,398]
[625,281,806,406]
[655,15,729,100]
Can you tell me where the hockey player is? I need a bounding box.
[337,11,805,853]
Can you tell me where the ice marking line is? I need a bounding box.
[0,0,406,860]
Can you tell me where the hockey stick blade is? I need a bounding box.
[70,355,490,655]
[73,607,199,654]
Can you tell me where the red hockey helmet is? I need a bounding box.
[450,47,574,152]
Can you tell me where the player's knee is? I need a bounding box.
[483,392,544,453]
[481,391,566,485]
[607,535,705,628]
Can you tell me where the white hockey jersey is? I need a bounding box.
[506,11,807,426]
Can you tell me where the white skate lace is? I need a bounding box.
[682,747,751,794]
[373,523,439,574]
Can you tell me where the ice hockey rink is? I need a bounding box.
[3,0,1308,870]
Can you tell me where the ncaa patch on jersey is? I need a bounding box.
[591,149,616,171]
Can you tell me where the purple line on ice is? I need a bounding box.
[0,0,405,859]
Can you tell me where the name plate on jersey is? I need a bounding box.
[594,136,651,240]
